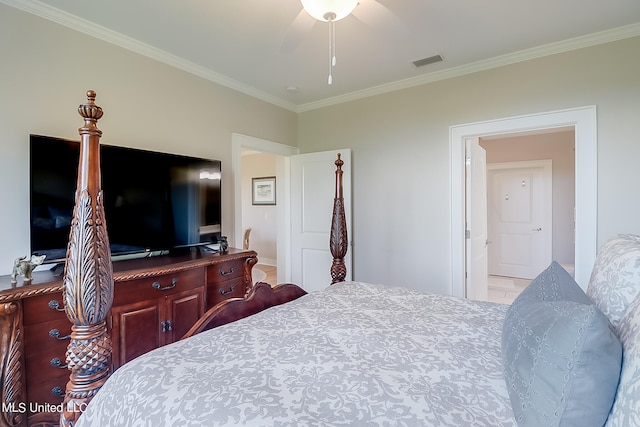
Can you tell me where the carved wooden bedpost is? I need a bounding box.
[0,302,25,427]
[330,154,348,284]
[60,91,114,426]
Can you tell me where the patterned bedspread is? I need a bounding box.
[76,282,516,426]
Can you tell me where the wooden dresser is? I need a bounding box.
[0,248,256,427]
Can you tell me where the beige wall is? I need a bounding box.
[480,130,576,265]
[298,37,640,294]
[0,4,296,274]
[3,3,640,295]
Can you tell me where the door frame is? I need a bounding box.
[232,133,299,283]
[450,105,597,296]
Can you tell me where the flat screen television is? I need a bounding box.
[30,134,222,263]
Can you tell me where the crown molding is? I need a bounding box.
[3,0,639,114]
[296,23,640,112]
[1,0,299,112]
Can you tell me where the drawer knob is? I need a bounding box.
[152,277,178,291]
[219,284,236,295]
[50,357,68,369]
[161,320,173,333]
[219,267,235,276]
[48,300,65,311]
[49,329,71,340]
[51,386,65,397]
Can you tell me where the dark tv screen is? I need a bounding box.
[30,135,222,262]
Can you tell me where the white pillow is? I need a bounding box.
[587,234,640,330]
[605,293,640,426]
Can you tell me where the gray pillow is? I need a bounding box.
[502,262,622,427]
[515,261,593,305]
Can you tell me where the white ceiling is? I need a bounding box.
[6,0,640,111]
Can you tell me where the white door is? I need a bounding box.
[291,149,352,292]
[465,139,488,301]
[487,160,552,279]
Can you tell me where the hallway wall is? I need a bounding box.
[241,152,278,264]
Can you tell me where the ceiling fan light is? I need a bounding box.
[300,0,359,22]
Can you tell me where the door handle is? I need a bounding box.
[532,227,542,231]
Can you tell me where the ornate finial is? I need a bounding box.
[78,90,103,124]
[334,153,344,199]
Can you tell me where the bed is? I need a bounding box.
[62,92,639,427]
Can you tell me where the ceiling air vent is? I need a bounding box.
[412,55,443,68]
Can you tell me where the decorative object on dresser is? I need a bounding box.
[10,254,46,285]
[219,235,229,253]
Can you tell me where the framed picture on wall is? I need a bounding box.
[252,176,276,205]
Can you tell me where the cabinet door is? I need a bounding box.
[165,288,204,343]
[110,300,162,370]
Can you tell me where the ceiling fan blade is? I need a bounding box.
[351,0,408,40]
[280,9,316,53]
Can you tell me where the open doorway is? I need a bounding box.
[240,150,280,283]
[233,135,352,289]
[480,129,575,303]
[232,134,299,285]
[450,106,597,300]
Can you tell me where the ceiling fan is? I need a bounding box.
[281,0,406,84]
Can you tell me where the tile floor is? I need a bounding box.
[487,275,530,304]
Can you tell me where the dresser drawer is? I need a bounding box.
[23,292,68,326]
[24,318,71,357]
[206,278,247,309]
[113,268,205,306]
[26,374,67,408]
[207,259,245,284]
[25,349,69,386]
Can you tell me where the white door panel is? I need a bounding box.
[488,160,552,279]
[465,139,488,301]
[291,150,352,292]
